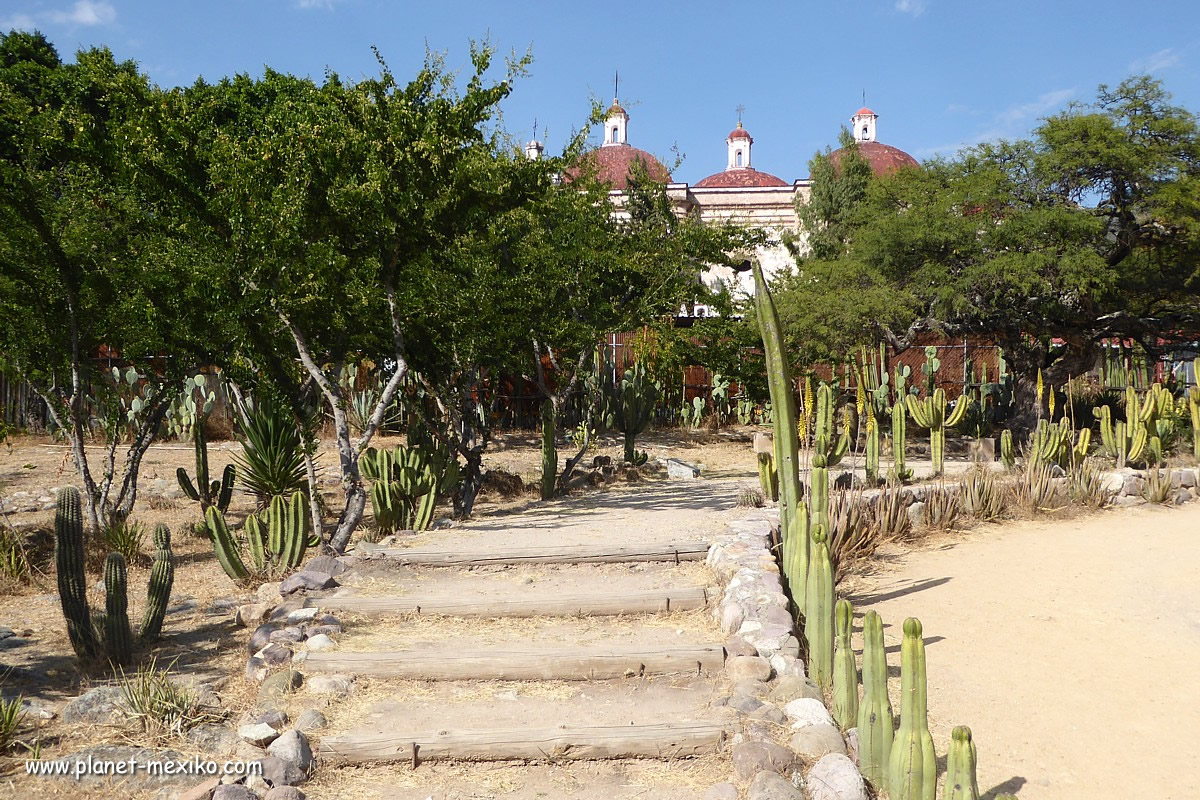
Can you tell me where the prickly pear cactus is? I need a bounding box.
[832,598,859,729]
[888,617,936,800]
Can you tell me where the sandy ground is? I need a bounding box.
[845,503,1200,800]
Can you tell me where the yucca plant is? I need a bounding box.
[0,693,24,752]
[234,397,307,506]
[829,488,879,580]
[921,484,961,530]
[1068,458,1113,510]
[1010,455,1061,515]
[120,657,210,737]
[869,484,913,541]
[1140,468,1174,505]
[102,519,146,567]
[959,467,1004,521]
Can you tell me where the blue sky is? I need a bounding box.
[5,0,1199,184]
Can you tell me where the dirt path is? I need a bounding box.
[847,503,1200,800]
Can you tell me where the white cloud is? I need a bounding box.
[1129,48,1181,74]
[1,13,37,30]
[296,0,335,8]
[895,0,927,16]
[49,1,117,26]
[994,88,1075,127]
[917,87,1075,157]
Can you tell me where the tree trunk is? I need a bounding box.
[455,448,484,518]
[540,399,557,500]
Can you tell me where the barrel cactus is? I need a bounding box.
[832,598,859,729]
[857,609,893,788]
[888,617,937,800]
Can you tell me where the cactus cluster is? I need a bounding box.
[857,609,893,786]
[614,362,659,464]
[999,429,1015,470]
[54,488,174,665]
[906,389,969,476]
[362,443,459,532]
[1094,393,1149,468]
[832,598,858,728]
[889,616,937,800]
[1029,418,1090,468]
[176,413,235,514]
[204,491,310,580]
[812,383,850,468]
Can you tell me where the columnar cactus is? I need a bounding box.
[104,553,133,666]
[540,399,557,500]
[857,609,893,787]
[814,383,850,467]
[139,524,174,641]
[362,444,457,532]
[614,362,658,463]
[752,263,804,610]
[756,453,779,502]
[891,400,911,480]
[1189,371,1200,459]
[906,389,969,476]
[1094,403,1148,468]
[888,617,937,800]
[832,598,859,729]
[242,492,311,575]
[945,725,981,800]
[999,429,1015,470]
[804,524,835,688]
[176,416,235,515]
[865,404,880,484]
[55,487,97,659]
[204,506,250,581]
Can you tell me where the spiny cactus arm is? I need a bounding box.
[139,524,174,641]
[245,513,266,571]
[104,553,133,667]
[906,395,933,428]
[176,468,201,502]
[204,507,250,580]
[360,447,381,481]
[832,598,859,729]
[945,725,981,800]
[888,617,937,800]
[287,491,309,567]
[857,609,893,788]
[944,393,970,427]
[217,465,235,513]
[267,494,286,561]
[55,487,97,659]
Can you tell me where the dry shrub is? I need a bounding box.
[1069,458,1114,510]
[481,469,525,498]
[1140,468,1174,505]
[922,484,961,530]
[120,657,217,739]
[1010,458,1064,515]
[959,467,1004,521]
[869,484,913,542]
[145,495,179,511]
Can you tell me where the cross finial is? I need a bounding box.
[736,104,745,124]
[862,89,866,106]
[613,70,620,103]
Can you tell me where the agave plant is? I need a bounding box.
[234,397,307,507]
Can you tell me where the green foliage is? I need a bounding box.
[1140,468,1174,505]
[999,429,1016,470]
[756,452,779,501]
[203,507,249,581]
[736,487,765,508]
[361,444,459,533]
[1068,458,1113,510]
[102,519,146,567]
[234,397,306,506]
[812,384,850,468]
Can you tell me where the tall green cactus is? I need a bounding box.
[614,362,658,463]
[889,617,937,800]
[920,346,941,395]
[891,400,911,481]
[804,524,834,688]
[139,524,174,641]
[204,506,250,581]
[945,725,980,800]
[813,383,850,467]
[857,609,893,788]
[242,492,310,575]
[906,389,969,476]
[104,553,133,666]
[541,399,557,500]
[363,444,456,532]
[999,429,1015,470]
[756,453,779,501]
[865,404,880,484]
[176,415,235,514]
[1093,403,1148,468]
[832,598,858,729]
[1188,374,1200,459]
[752,263,804,609]
[55,487,97,659]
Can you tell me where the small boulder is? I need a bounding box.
[303,624,342,638]
[304,554,348,576]
[730,679,770,698]
[294,709,327,731]
[725,635,758,659]
[239,722,282,747]
[245,657,270,683]
[264,787,307,800]
[733,741,796,781]
[789,723,847,761]
[185,723,241,756]
[235,603,273,627]
[747,769,804,800]
[212,785,258,800]
[267,729,314,774]
[259,755,306,788]
[665,458,701,479]
[286,607,320,625]
[724,693,764,714]
[258,670,303,699]
[906,501,926,527]
[304,633,336,652]
[269,627,305,645]
[257,644,292,666]
[248,624,280,654]
[306,674,353,696]
[702,783,739,800]
[726,655,773,683]
[256,582,282,602]
[61,686,125,724]
[806,753,868,800]
[747,702,787,725]
[783,697,836,730]
[177,776,220,800]
[248,709,289,730]
[279,571,337,596]
[769,675,823,705]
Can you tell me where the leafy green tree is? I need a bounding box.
[0,32,220,530]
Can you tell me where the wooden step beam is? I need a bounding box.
[303,586,711,617]
[319,720,727,764]
[355,541,710,567]
[305,643,725,681]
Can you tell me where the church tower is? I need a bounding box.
[603,99,629,146]
[851,107,878,143]
[726,122,752,170]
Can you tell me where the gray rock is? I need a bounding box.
[1113,494,1147,506]
[306,673,353,695]
[248,709,289,730]
[906,501,926,527]
[186,723,241,755]
[304,554,348,576]
[731,679,770,698]
[665,458,700,479]
[249,624,280,653]
[720,602,746,634]
[747,769,804,800]
[257,643,292,666]
[1172,468,1199,488]
[176,776,221,800]
[259,755,306,787]
[1173,488,1192,505]
[264,787,307,800]
[279,571,336,596]
[267,729,314,773]
[769,675,823,705]
[62,686,125,724]
[246,774,272,795]
[725,693,764,714]
[236,603,273,627]
[285,607,320,625]
[702,783,739,800]
[257,582,282,602]
[725,635,758,659]
[212,785,259,800]
[258,670,303,699]
[269,626,305,645]
[747,702,787,724]
[806,753,868,800]
[775,636,802,659]
[784,697,836,729]
[303,624,342,638]
[0,626,15,640]
[733,741,796,780]
[789,723,847,761]
[304,633,336,652]
[246,657,270,683]
[239,722,282,747]
[293,709,327,731]
[1122,475,1145,495]
[844,727,859,761]
[726,655,773,683]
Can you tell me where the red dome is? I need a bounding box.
[854,106,877,117]
[566,145,672,190]
[728,126,752,141]
[694,168,789,188]
[830,140,919,176]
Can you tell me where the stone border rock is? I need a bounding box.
[708,517,868,800]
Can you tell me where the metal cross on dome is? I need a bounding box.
[736,104,745,124]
